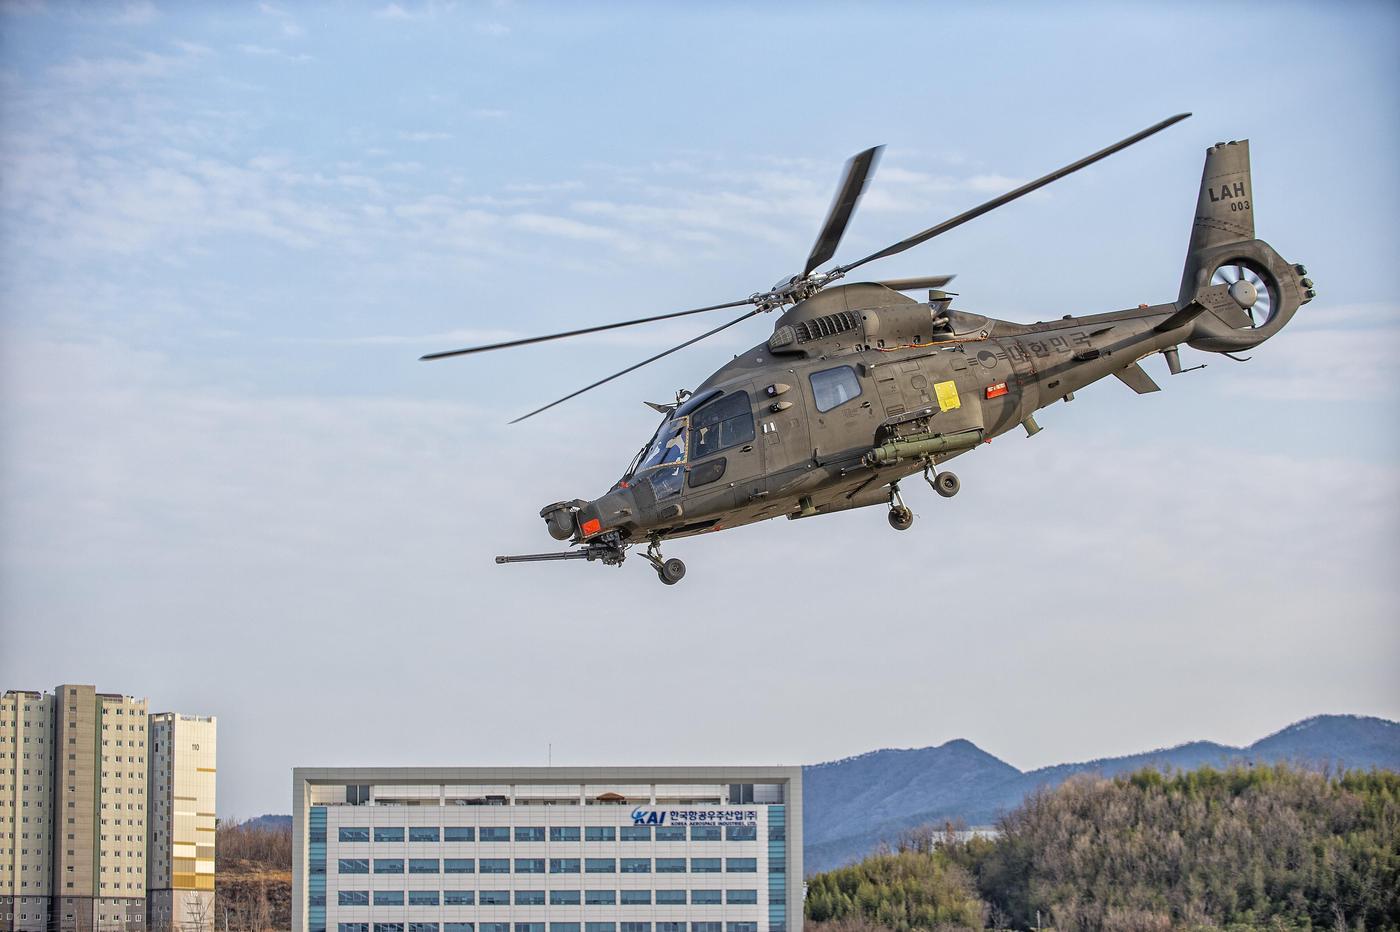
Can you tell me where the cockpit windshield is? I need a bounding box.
[632,418,689,476]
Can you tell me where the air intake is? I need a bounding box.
[794,310,860,343]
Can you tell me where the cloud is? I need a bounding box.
[474,21,509,37]
[48,42,210,86]
[469,108,508,119]
[400,131,454,142]
[236,44,312,63]
[112,1,157,25]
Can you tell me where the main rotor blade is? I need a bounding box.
[419,297,753,361]
[509,308,764,423]
[834,113,1191,276]
[876,275,956,293]
[803,145,883,278]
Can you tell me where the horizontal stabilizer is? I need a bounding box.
[1154,302,1208,333]
[1115,362,1161,394]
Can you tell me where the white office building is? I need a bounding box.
[292,768,801,932]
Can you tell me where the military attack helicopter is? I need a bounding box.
[424,113,1315,584]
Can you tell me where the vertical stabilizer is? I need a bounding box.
[1178,140,1254,304]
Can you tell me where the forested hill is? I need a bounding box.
[803,713,1400,873]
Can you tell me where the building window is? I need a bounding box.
[479,828,509,842]
[655,826,685,842]
[479,859,509,874]
[550,858,580,874]
[620,858,650,874]
[373,859,404,874]
[689,826,720,842]
[479,892,509,906]
[655,858,685,874]
[338,892,369,906]
[444,827,475,842]
[338,859,369,875]
[409,925,438,932]
[339,924,370,932]
[657,924,686,932]
[691,891,720,905]
[550,925,580,932]
[655,891,685,905]
[444,891,474,906]
[373,892,404,906]
[514,925,545,932]
[726,890,757,905]
[444,859,475,874]
[374,828,404,843]
[724,826,756,842]
[409,859,440,874]
[514,827,545,842]
[514,858,545,874]
[585,924,615,932]
[584,890,615,906]
[480,925,508,932]
[690,858,720,873]
[619,891,650,905]
[620,924,652,932]
[550,891,580,906]
[583,827,614,842]
[619,826,650,842]
[338,828,370,843]
[514,891,545,906]
[445,925,474,932]
[549,827,580,842]
[692,923,722,932]
[726,858,756,873]
[726,925,757,932]
[409,827,440,843]
[584,858,615,874]
[409,891,439,906]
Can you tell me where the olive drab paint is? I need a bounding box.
[429,116,1315,584]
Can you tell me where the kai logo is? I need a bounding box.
[1208,181,1248,203]
[631,807,667,825]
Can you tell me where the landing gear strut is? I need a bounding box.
[643,539,687,586]
[925,464,960,498]
[887,483,914,531]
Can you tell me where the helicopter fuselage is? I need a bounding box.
[551,242,1307,553]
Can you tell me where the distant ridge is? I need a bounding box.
[225,715,1399,877]
[802,714,1400,873]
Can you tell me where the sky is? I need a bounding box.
[1,1,1397,819]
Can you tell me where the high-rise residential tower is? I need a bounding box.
[0,686,215,932]
[146,714,217,932]
[1,690,56,932]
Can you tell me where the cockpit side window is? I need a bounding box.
[810,365,862,413]
[689,391,754,461]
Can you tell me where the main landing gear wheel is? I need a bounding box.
[658,558,686,585]
[888,506,914,531]
[933,471,960,498]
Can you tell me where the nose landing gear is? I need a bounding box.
[644,539,687,585]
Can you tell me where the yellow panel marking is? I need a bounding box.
[934,380,961,411]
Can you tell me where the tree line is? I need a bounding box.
[805,764,1400,931]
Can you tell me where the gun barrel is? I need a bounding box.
[495,551,590,564]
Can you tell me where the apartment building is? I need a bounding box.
[0,687,215,932]
[147,715,217,932]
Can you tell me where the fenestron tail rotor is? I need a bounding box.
[1212,261,1277,329]
[420,113,1190,421]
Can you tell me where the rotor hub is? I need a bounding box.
[1228,278,1258,309]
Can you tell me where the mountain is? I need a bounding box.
[239,813,292,832]
[802,714,1400,873]
[225,715,1399,877]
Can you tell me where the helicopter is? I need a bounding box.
[423,113,1315,585]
